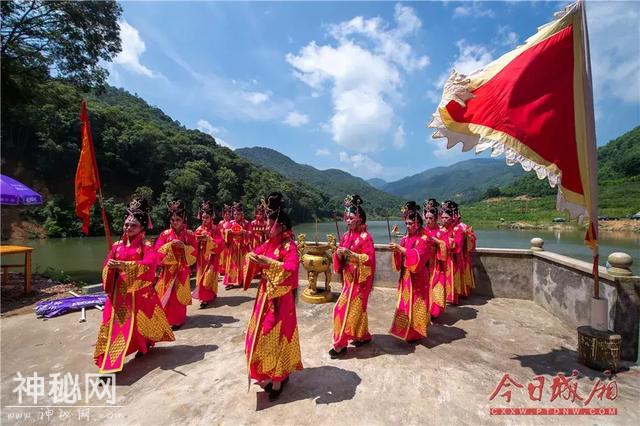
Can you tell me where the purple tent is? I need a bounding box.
[0,174,43,205]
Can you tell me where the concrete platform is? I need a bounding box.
[1,284,639,425]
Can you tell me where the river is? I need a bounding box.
[3,221,638,282]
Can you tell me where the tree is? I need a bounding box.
[216,167,237,204]
[1,1,123,180]
[1,0,122,90]
[483,186,502,199]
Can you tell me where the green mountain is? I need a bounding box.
[490,126,640,217]
[1,82,333,238]
[367,178,387,190]
[598,125,640,181]
[382,158,525,203]
[459,126,640,228]
[236,147,406,215]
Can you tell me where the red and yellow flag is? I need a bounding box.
[429,0,598,249]
[75,100,101,235]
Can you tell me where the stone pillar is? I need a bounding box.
[530,237,544,251]
[606,252,633,277]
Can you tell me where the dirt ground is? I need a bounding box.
[0,272,79,317]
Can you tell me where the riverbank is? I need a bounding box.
[3,222,638,280]
[492,219,640,232]
[462,193,640,232]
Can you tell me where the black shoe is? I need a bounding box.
[353,339,372,347]
[329,347,347,359]
[135,350,145,358]
[268,377,289,401]
[171,324,182,331]
[199,302,208,309]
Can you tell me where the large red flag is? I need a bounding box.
[429,1,598,245]
[428,1,600,296]
[75,100,101,235]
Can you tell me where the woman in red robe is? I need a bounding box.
[154,199,198,329]
[457,215,477,297]
[330,194,376,358]
[243,192,303,401]
[94,198,174,373]
[440,200,465,305]
[223,202,251,289]
[218,204,233,277]
[250,204,269,250]
[389,201,431,342]
[423,199,448,318]
[192,200,224,308]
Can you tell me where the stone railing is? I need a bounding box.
[299,240,639,362]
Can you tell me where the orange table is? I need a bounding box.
[0,245,34,294]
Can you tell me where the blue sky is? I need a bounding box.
[108,0,640,182]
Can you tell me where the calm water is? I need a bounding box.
[4,221,638,282]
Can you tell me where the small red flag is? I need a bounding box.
[75,100,100,235]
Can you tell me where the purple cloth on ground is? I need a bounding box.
[35,294,106,318]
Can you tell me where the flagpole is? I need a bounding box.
[83,100,113,250]
[578,0,600,301]
[333,210,341,241]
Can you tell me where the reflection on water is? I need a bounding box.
[3,221,638,282]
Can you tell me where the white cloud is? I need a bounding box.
[433,142,455,159]
[328,4,429,72]
[283,111,310,127]
[425,89,441,104]
[453,1,496,19]
[495,26,519,49]
[176,68,292,121]
[196,119,233,149]
[452,40,494,75]
[130,18,296,123]
[431,139,478,165]
[287,3,428,153]
[338,151,384,178]
[428,39,494,109]
[587,1,640,103]
[114,21,157,78]
[147,31,292,122]
[393,125,406,149]
[241,91,270,105]
[315,148,331,156]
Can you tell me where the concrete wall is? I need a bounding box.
[472,248,533,299]
[298,242,639,361]
[530,251,640,362]
[531,252,617,330]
